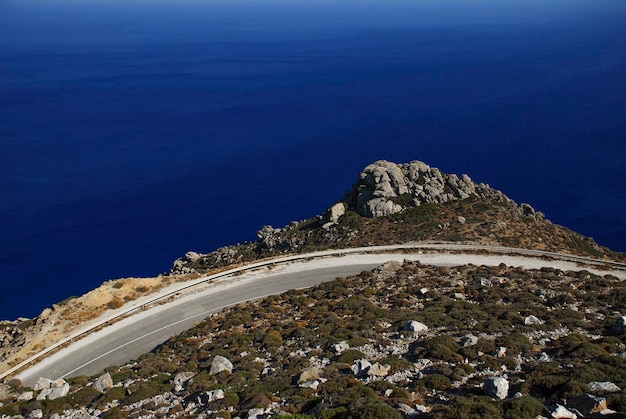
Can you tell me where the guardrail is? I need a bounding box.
[2,243,624,381]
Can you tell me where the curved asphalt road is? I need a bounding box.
[16,264,380,386]
[13,246,626,387]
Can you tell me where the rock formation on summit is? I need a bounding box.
[344,160,525,218]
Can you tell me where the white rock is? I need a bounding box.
[404,320,428,334]
[209,355,234,375]
[298,366,323,384]
[367,363,391,377]
[34,377,53,391]
[37,382,69,401]
[588,381,621,393]
[351,359,372,377]
[299,380,320,390]
[462,334,479,347]
[551,404,577,419]
[328,202,346,223]
[457,216,466,224]
[17,391,34,401]
[207,389,225,402]
[94,372,113,393]
[495,347,507,358]
[331,341,350,355]
[524,315,544,325]
[247,407,266,419]
[483,377,509,400]
[27,409,43,419]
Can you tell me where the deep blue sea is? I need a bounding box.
[1,0,625,320]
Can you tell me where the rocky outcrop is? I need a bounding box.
[209,355,234,375]
[94,372,113,393]
[35,378,69,400]
[344,160,531,218]
[483,377,509,400]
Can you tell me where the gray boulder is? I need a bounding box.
[404,320,428,334]
[94,372,113,393]
[367,363,391,378]
[483,377,509,400]
[207,389,225,402]
[331,341,349,355]
[588,381,621,393]
[209,355,234,375]
[298,366,323,384]
[36,379,69,401]
[524,315,544,325]
[247,407,266,419]
[461,334,479,347]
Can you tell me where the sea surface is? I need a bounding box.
[1,0,625,319]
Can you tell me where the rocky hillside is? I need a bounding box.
[171,160,624,276]
[1,159,625,419]
[2,261,626,418]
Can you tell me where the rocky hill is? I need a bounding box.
[1,159,625,419]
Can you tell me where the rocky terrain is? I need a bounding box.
[1,159,625,419]
[2,261,626,418]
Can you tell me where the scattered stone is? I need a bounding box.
[351,359,372,377]
[404,320,428,334]
[495,347,507,358]
[551,404,577,419]
[483,377,509,400]
[327,202,346,224]
[397,403,419,417]
[461,335,479,347]
[588,381,621,393]
[524,315,544,325]
[331,341,350,355]
[27,409,43,419]
[0,384,10,401]
[367,363,391,378]
[94,372,113,393]
[36,379,69,400]
[247,407,266,419]
[207,389,225,402]
[34,377,53,391]
[457,216,466,224]
[17,391,33,401]
[612,316,626,334]
[480,278,492,287]
[172,372,196,392]
[298,366,323,384]
[453,292,465,300]
[567,393,607,416]
[209,355,234,375]
[299,380,320,390]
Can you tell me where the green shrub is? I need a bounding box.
[423,374,452,391]
[503,396,548,419]
[346,398,402,419]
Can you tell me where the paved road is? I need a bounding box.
[16,263,381,386]
[13,245,626,387]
